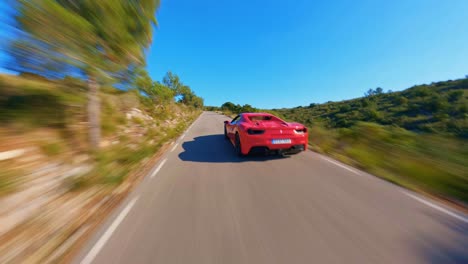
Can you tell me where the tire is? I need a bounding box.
[224,125,229,140]
[235,133,244,157]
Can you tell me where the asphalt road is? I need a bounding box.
[74,111,468,264]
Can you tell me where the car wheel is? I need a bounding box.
[235,133,244,157]
[224,125,228,140]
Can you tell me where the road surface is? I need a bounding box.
[74,112,468,264]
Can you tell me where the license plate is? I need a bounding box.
[272,139,291,144]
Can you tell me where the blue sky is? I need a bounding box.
[1,1,468,109]
[147,0,468,108]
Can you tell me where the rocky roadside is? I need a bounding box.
[0,107,199,263]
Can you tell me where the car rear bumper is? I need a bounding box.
[241,134,308,155]
[249,144,305,155]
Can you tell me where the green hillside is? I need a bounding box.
[274,79,468,204]
[275,78,468,138]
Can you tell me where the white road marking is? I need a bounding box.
[321,156,361,175]
[320,155,467,223]
[403,192,468,224]
[170,142,179,152]
[150,159,167,179]
[80,197,139,264]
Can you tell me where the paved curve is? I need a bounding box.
[74,112,468,264]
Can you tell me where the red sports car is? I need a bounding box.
[224,113,308,156]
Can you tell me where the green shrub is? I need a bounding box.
[0,168,20,196]
[119,92,140,110]
[40,142,63,156]
[67,175,91,191]
[345,145,382,169]
[132,116,145,126]
[102,119,118,136]
[308,124,338,153]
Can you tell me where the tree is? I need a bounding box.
[134,68,175,105]
[163,71,183,94]
[134,68,154,96]
[9,0,160,149]
[221,102,244,113]
[152,82,175,105]
[365,87,384,97]
[221,102,236,111]
[178,85,193,102]
[181,92,204,108]
[240,104,256,113]
[162,71,203,108]
[364,88,374,97]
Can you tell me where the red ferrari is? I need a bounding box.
[224,113,308,156]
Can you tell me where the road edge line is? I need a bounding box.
[150,159,167,179]
[80,197,139,264]
[320,156,361,175]
[170,143,179,152]
[402,191,468,223]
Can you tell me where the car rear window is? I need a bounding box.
[248,115,273,121]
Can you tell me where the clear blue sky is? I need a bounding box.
[1,1,467,109]
[147,0,468,108]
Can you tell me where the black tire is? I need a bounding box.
[235,133,244,157]
[224,125,229,140]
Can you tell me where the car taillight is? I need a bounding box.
[247,129,265,135]
[295,128,307,134]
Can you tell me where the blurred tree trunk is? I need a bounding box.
[9,0,161,150]
[87,75,100,150]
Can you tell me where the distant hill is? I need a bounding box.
[274,78,468,138]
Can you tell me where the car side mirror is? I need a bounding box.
[224,121,229,124]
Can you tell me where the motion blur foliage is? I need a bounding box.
[308,122,468,203]
[7,0,161,149]
[0,1,201,260]
[274,78,468,203]
[0,72,202,190]
[0,74,86,130]
[0,72,201,261]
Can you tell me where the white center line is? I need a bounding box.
[403,191,468,224]
[150,159,167,179]
[80,197,139,264]
[321,156,361,175]
[170,142,179,152]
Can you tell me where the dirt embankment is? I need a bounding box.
[0,74,201,263]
